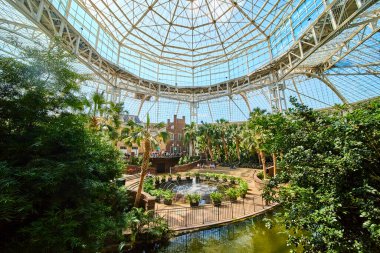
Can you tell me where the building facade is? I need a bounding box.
[166,115,187,155]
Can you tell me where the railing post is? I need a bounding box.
[202,207,205,224]
[253,197,256,212]
[217,206,220,221]
[231,202,233,218]
[167,209,169,226]
[185,208,187,227]
[243,198,245,215]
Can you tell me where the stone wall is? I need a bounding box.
[171,160,200,173]
[124,165,157,175]
[127,189,156,211]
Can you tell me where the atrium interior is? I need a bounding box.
[1,0,380,252]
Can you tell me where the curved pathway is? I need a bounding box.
[154,167,278,231]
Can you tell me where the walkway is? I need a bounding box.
[153,167,277,231]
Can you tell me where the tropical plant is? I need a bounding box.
[163,190,175,205]
[0,45,130,252]
[263,98,380,252]
[184,122,197,156]
[123,116,168,207]
[215,119,229,162]
[238,181,249,198]
[225,188,239,202]
[186,193,201,206]
[124,208,169,246]
[242,108,269,179]
[198,122,215,161]
[210,192,223,206]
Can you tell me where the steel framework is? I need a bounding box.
[0,0,379,121]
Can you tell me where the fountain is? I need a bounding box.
[171,178,218,204]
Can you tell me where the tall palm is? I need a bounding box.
[104,101,125,146]
[231,124,242,163]
[87,91,107,129]
[243,108,269,179]
[123,115,168,207]
[184,122,197,156]
[198,122,214,161]
[216,119,229,162]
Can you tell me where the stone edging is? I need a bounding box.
[253,171,268,190]
[171,160,201,173]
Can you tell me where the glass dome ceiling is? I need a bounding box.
[0,0,379,123]
[50,0,324,86]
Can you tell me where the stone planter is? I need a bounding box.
[164,199,172,205]
[229,197,238,203]
[190,201,199,207]
[213,201,222,207]
[254,172,268,190]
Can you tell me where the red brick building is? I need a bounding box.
[166,115,187,154]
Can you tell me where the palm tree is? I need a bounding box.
[230,124,242,163]
[243,108,269,179]
[216,119,229,162]
[198,122,214,161]
[123,115,168,207]
[87,91,107,130]
[184,122,197,156]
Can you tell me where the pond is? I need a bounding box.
[130,209,298,253]
[160,178,225,204]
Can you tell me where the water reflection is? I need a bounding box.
[130,210,295,253]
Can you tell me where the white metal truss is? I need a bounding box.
[269,82,287,113]
[0,0,379,113]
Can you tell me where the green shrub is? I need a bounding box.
[256,171,264,180]
[210,192,223,205]
[186,193,201,203]
[226,188,239,202]
[143,177,155,193]
[163,190,174,201]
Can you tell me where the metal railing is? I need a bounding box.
[155,196,273,229]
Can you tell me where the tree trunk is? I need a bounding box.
[207,138,213,161]
[236,139,240,162]
[134,140,151,207]
[260,150,267,179]
[272,153,277,176]
[222,137,228,162]
[189,141,193,156]
[257,152,261,165]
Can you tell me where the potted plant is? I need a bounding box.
[239,181,248,198]
[226,188,239,203]
[210,192,223,207]
[168,174,173,182]
[213,174,220,182]
[161,175,166,183]
[186,172,191,181]
[154,176,160,186]
[221,174,228,182]
[151,189,163,203]
[176,173,181,181]
[163,190,174,205]
[186,193,201,207]
[229,176,236,184]
[195,172,200,182]
[205,173,211,180]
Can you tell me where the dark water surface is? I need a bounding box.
[132,210,296,253]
